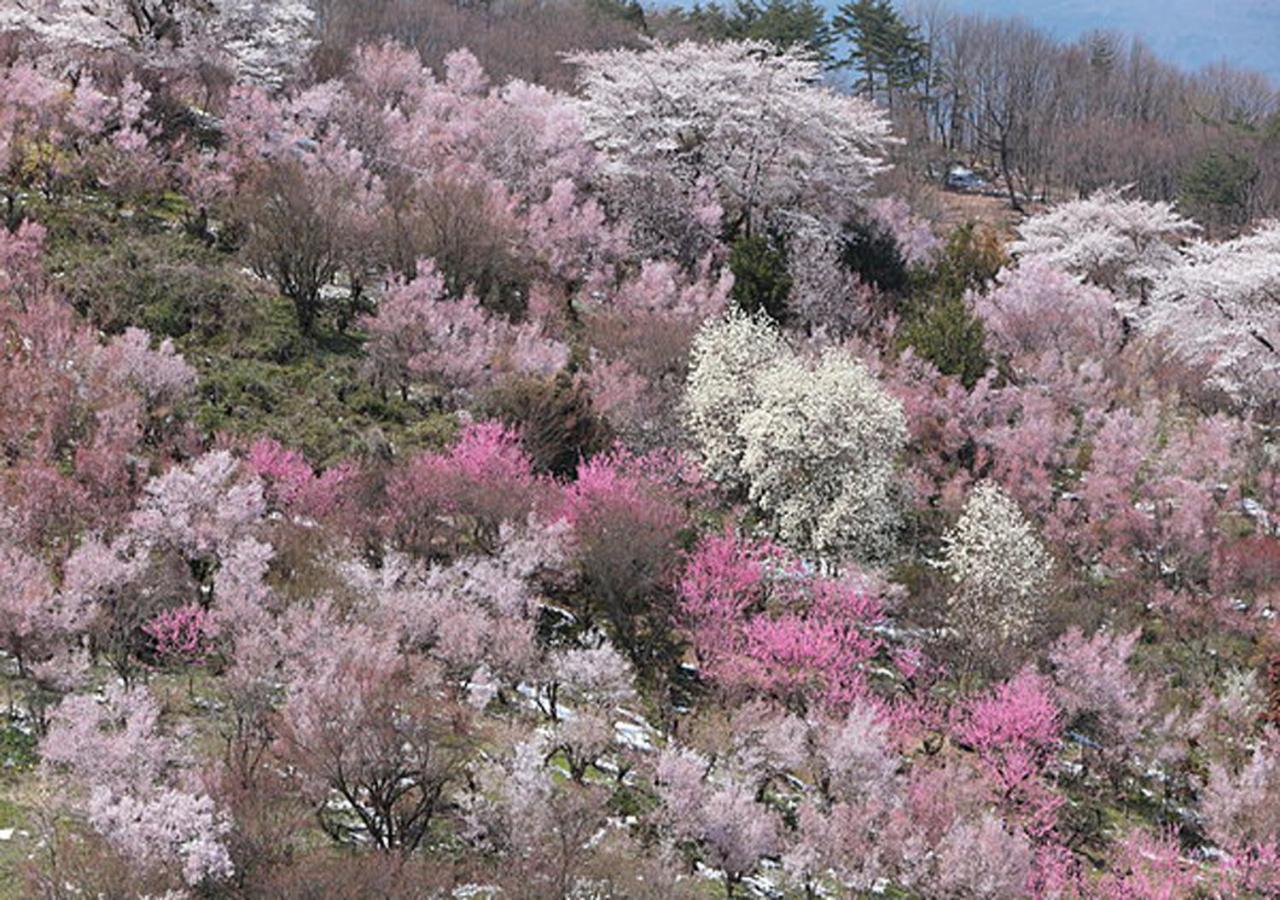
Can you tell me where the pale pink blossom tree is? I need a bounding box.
[654,747,781,896]
[273,623,471,853]
[40,684,234,886]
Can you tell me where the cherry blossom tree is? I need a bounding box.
[569,40,894,238]
[0,541,87,677]
[460,736,615,895]
[581,259,731,447]
[934,812,1035,899]
[869,196,939,267]
[1143,221,1280,411]
[361,259,568,403]
[1202,735,1280,851]
[654,747,781,896]
[273,622,471,853]
[1,0,315,87]
[1045,627,1152,759]
[232,136,383,335]
[1009,186,1198,302]
[1064,407,1246,582]
[0,292,198,550]
[943,482,1052,671]
[129,450,266,565]
[0,219,48,303]
[40,684,234,886]
[974,260,1124,406]
[560,448,692,679]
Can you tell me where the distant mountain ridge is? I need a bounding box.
[935,0,1279,82]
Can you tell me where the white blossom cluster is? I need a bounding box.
[943,482,1051,653]
[686,311,906,560]
[1,0,315,87]
[568,40,894,235]
[1014,192,1280,412]
[684,309,785,488]
[1010,186,1198,302]
[1144,221,1280,411]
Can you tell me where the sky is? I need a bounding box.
[925,0,1279,83]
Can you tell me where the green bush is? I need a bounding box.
[50,229,262,341]
[482,372,612,477]
[191,351,455,467]
[839,215,909,294]
[728,231,792,322]
[898,293,989,389]
[0,716,37,773]
[916,222,1007,301]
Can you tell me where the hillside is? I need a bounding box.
[1,2,1279,898]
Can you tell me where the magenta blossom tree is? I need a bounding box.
[679,531,886,713]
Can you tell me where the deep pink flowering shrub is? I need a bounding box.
[559,447,693,677]
[245,437,354,519]
[383,421,548,557]
[955,670,1063,838]
[143,604,218,669]
[679,531,885,712]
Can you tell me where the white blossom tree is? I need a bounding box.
[568,40,894,238]
[739,348,905,559]
[1010,186,1198,303]
[1,0,315,86]
[1143,221,1280,411]
[684,309,786,488]
[686,311,905,559]
[943,482,1052,668]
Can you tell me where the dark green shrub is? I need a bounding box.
[1180,149,1259,232]
[51,231,262,341]
[728,231,792,323]
[839,215,909,294]
[191,352,454,467]
[482,373,612,477]
[919,222,1007,301]
[898,294,989,389]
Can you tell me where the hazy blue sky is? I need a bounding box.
[920,0,1279,82]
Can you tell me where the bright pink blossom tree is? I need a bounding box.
[679,531,885,712]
